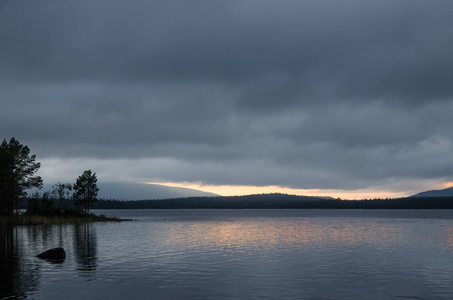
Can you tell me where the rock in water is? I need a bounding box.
[37,248,66,260]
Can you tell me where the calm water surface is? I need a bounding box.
[1,209,453,299]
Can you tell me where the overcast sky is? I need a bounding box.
[2,0,453,198]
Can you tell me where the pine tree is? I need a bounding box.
[73,170,99,214]
[0,137,43,215]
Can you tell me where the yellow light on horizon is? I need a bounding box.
[144,181,410,200]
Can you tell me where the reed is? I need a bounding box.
[0,213,132,225]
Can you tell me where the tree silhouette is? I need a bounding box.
[73,170,99,214]
[51,182,73,208]
[0,138,42,216]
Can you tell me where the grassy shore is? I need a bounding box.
[0,213,133,225]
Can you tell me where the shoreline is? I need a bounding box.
[0,213,133,225]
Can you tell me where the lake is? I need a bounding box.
[1,209,453,299]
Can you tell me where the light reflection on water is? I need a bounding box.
[1,209,453,299]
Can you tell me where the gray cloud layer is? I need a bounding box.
[1,0,453,193]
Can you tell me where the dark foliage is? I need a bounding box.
[73,170,99,214]
[51,182,73,208]
[90,194,453,209]
[0,138,42,215]
[26,191,84,217]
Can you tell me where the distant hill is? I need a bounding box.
[99,182,218,200]
[411,187,453,197]
[39,182,218,200]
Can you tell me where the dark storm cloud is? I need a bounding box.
[1,0,453,192]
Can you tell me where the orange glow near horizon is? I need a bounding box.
[145,181,411,200]
[444,181,453,188]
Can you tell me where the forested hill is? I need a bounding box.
[91,193,453,209]
[411,187,453,198]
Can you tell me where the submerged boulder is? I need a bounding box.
[37,248,66,260]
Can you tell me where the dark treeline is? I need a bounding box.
[76,193,453,209]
